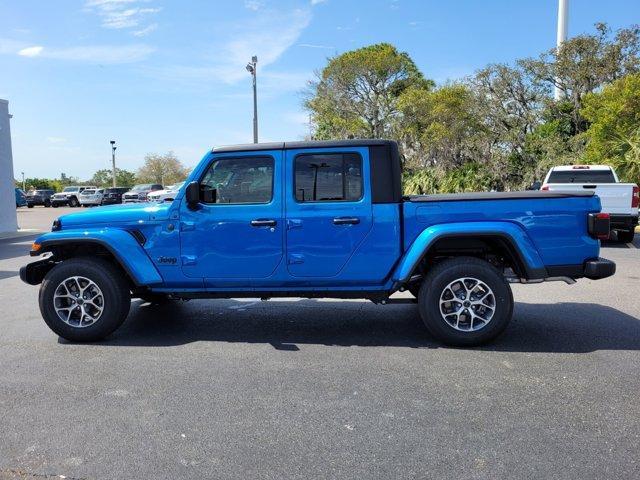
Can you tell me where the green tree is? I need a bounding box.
[90,168,136,188]
[136,152,189,186]
[305,43,433,140]
[582,73,640,184]
[521,23,640,133]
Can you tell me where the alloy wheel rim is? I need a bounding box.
[439,277,495,332]
[53,276,104,328]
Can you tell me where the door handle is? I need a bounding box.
[251,219,277,227]
[333,217,360,225]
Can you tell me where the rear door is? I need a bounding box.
[285,147,372,277]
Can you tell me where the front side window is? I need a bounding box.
[294,153,362,202]
[200,156,274,204]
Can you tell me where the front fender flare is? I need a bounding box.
[32,228,163,286]
[392,222,547,284]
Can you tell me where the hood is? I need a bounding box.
[58,202,172,228]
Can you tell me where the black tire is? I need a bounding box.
[39,257,131,342]
[44,199,51,207]
[418,257,513,347]
[52,203,59,208]
[616,228,635,243]
[27,203,34,208]
[69,197,79,207]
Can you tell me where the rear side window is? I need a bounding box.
[294,153,362,202]
[201,156,274,204]
[547,170,616,183]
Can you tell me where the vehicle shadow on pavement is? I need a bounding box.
[0,235,38,261]
[61,299,640,353]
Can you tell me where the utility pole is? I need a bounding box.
[21,171,25,191]
[555,0,569,100]
[246,55,258,143]
[110,140,117,187]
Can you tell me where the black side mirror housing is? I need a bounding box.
[185,181,200,208]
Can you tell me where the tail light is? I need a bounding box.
[632,185,639,208]
[588,212,610,240]
[541,185,549,191]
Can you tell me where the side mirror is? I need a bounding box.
[185,181,200,208]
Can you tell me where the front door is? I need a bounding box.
[179,150,283,283]
[285,147,372,278]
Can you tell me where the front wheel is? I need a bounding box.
[39,258,131,342]
[418,257,513,347]
[68,197,79,207]
[27,203,34,208]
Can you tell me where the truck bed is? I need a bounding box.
[402,190,602,268]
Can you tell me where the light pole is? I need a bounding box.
[110,140,117,187]
[246,55,258,143]
[555,0,569,100]
[21,171,25,191]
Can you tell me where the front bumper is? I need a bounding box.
[51,198,69,206]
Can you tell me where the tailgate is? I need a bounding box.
[546,183,634,215]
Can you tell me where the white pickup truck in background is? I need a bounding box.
[542,165,639,243]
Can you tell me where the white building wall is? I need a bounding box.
[0,99,18,234]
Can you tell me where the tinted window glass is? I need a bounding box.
[294,153,362,202]
[201,156,273,204]
[547,170,616,183]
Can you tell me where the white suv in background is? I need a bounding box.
[147,181,185,203]
[79,188,104,207]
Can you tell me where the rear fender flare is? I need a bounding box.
[392,222,547,284]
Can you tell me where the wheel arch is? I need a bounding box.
[393,222,547,287]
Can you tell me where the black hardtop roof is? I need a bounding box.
[212,139,397,153]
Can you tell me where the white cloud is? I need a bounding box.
[297,43,334,50]
[213,8,312,83]
[0,38,155,64]
[132,23,158,37]
[18,46,43,57]
[84,0,161,30]
[244,0,265,10]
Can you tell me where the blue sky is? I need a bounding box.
[1,0,639,180]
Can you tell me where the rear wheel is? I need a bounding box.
[27,203,34,208]
[616,228,635,243]
[44,199,51,207]
[52,203,59,208]
[39,258,131,342]
[418,257,513,346]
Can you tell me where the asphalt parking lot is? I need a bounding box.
[1,206,639,479]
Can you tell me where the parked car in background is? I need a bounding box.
[51,186,97,208]
[25,189,54,208]
[122,184,163,203]
[542,165,639,243]
[101,187,130,206]
[15,188,27,207]
[147,181,185,203]
[79,188,104,207]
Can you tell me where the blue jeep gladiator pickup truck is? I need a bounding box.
[20,140,615,346]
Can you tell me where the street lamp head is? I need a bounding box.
[252,55,257,63]
[246,63,254,74]
[110,140,115,145]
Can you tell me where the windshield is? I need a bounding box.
[547,170,616,183]
[63,187,78,192]
[131,184,152,191]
